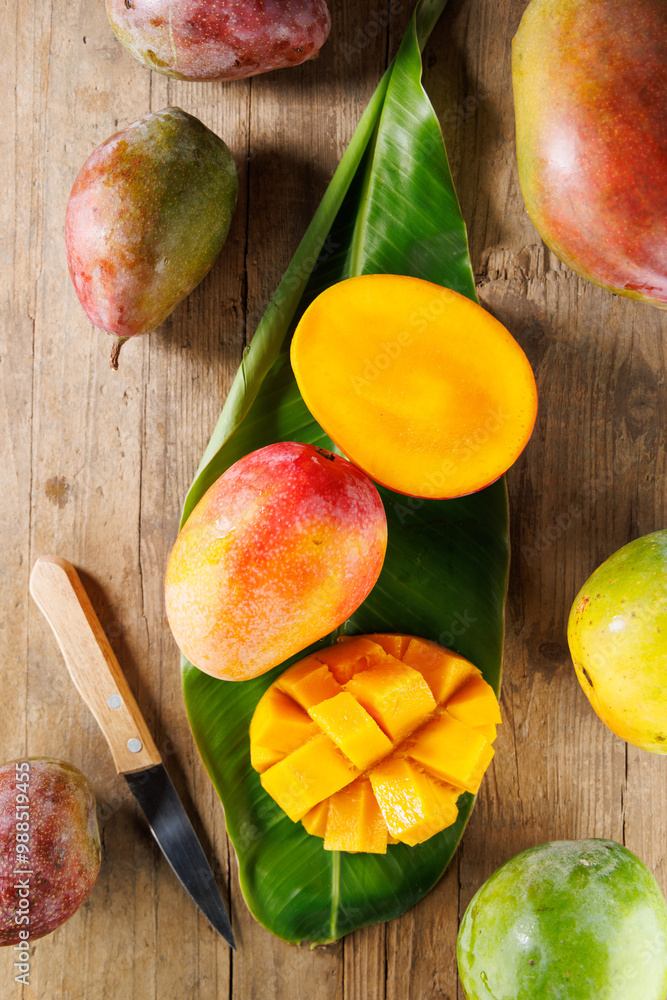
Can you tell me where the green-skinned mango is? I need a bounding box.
[65,107,238,368]
[568,530,667,753]
[457,840,667,1000]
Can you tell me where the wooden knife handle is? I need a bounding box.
[29,554,162,775]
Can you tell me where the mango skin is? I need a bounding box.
[457,839,667,1000]
[105,0,331,81]
[65,107,238,366]
[165,442,388,682]
[568,530,667,753]
[0,758,101,946]
[512,0,667,309]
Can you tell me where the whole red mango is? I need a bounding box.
[0,758,101,946]
[105,0,331,82]
[512,0,667,309]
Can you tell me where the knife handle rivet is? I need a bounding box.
[107,694,122,709]
[127,738,143,753]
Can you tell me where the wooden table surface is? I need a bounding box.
[2,1,666,997]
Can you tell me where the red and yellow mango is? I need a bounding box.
[165,442,387,681]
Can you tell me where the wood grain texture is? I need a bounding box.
[1,1,666,998]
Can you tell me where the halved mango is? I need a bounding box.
[290,274,538,499]
[251,634,501,851]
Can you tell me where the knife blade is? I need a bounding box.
[29,554,236,949]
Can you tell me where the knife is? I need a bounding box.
[29,554,236,949]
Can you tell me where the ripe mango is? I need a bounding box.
[0,758,101,946]
[65,107,238,368]
[568,530,667,753]
[105,0,331,81]
[165,442,387,681]
[512,0,667,308]
[457,839,667,1000]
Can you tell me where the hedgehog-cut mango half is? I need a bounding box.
[250,634,502,854]
[290,274,538,499]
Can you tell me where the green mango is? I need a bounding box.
[65,107,238,368]
[568,530,667,753]
[457,840,667,1000]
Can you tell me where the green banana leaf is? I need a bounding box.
[181,0,510,944]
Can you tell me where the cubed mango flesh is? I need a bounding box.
[324,778,388,854]
[476,723,498,743]
[446,673,502,726]
[344,658,437,742]
[313,635,390,683]
[276,657,342,710]
[366,633,412,659]
[408,711,495,794]
[250,686,318,772]
[368,758,460,846]
[301,799,329,838]
[308,692,393,770]
[260,733,360,822]
[250,634,500,851]
[402,638,481,704]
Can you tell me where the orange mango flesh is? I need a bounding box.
[324,778,388,854]
[369,758,460,847]
[406,711,495,794]
[290,274,538,499]
[249,687,318,773]
[252,634,501,852]
[308,692,393,770]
